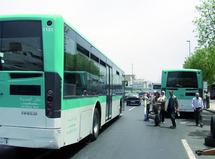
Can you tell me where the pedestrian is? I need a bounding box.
[192,92,204,127]
[144,93,151,121]
[167,90,179,129]
[203,91,210,109]
[205,91,210,109]
[152,91,160,126]
[158,91,167,123]
[203,90,207,109]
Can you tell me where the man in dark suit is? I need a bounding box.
[167,91,179,129]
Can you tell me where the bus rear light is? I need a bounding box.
[47,103,53,107]
[47,96,53,102]
[47,89,53,95]
[45,72,61,118]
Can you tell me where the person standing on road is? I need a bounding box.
[158,91,167,123]
[203,90,210,109]
[144,93,151,121]
[152,91,160,126]
[167,90,179,129]
[192,92,204,127]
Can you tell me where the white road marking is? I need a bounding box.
[181,139,196,159]
[129,107,136,111]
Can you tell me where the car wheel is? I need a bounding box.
[205,135,215,147]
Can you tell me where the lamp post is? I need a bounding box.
[186,40,191,57]
[131,64,133,92]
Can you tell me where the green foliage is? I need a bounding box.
[183,46,215,84]
[194,0,215,47]
[65,53,100,76]
[184,0,215,84]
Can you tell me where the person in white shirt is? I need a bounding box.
[144,93,151,121]
[192,93,204,127]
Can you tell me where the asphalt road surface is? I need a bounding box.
[0,105,214,159]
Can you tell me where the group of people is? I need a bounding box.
[144,90,179,129]
[144,90,207,129]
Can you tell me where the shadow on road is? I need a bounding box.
[188,129,210,139]
[0,146,47,159]
[186,111,213,140]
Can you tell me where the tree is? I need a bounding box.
[183,46,215,84]
[194,0,215,47]
[183,0,215,84]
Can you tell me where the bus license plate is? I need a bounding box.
[0,138,8,144]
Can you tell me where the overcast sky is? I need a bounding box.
[0,0,200,82]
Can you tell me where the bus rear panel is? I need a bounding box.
[162,69,203,113]
[0,16,63,148]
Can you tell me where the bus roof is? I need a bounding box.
[162,69,202,72]
[0,14,62,20]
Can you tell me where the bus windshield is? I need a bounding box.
[0,20,43,71]
[167,72,198,88]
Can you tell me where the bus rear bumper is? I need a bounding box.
[0,126,62,149]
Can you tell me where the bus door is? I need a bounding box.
[106,65,112,120]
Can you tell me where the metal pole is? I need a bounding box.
[186,40,191,57]
[131,64,133,92]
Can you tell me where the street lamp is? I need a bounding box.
[186,40,191,57]
[131,64,133,92]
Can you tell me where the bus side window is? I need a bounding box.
[64,73,76,96]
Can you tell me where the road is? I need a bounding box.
[0,105,214,159]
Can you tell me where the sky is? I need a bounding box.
[0,0,200,82]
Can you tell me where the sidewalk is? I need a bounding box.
[205,100,215,114]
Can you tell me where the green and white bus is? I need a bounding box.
[161,69,203,113]
[0,15,124,149]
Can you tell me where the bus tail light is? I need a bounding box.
[45,72,61,118]
[47,96,53,102]
[46,90,54,113]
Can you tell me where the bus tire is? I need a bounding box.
[205,135,215,147]
[90,108,100,141]
[211,116,215,138]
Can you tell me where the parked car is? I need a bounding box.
[126,94,141,106]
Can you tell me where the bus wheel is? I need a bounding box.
[90,109,100,141]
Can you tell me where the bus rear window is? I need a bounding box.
[0,20,43,71]
[167,72,198,88]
